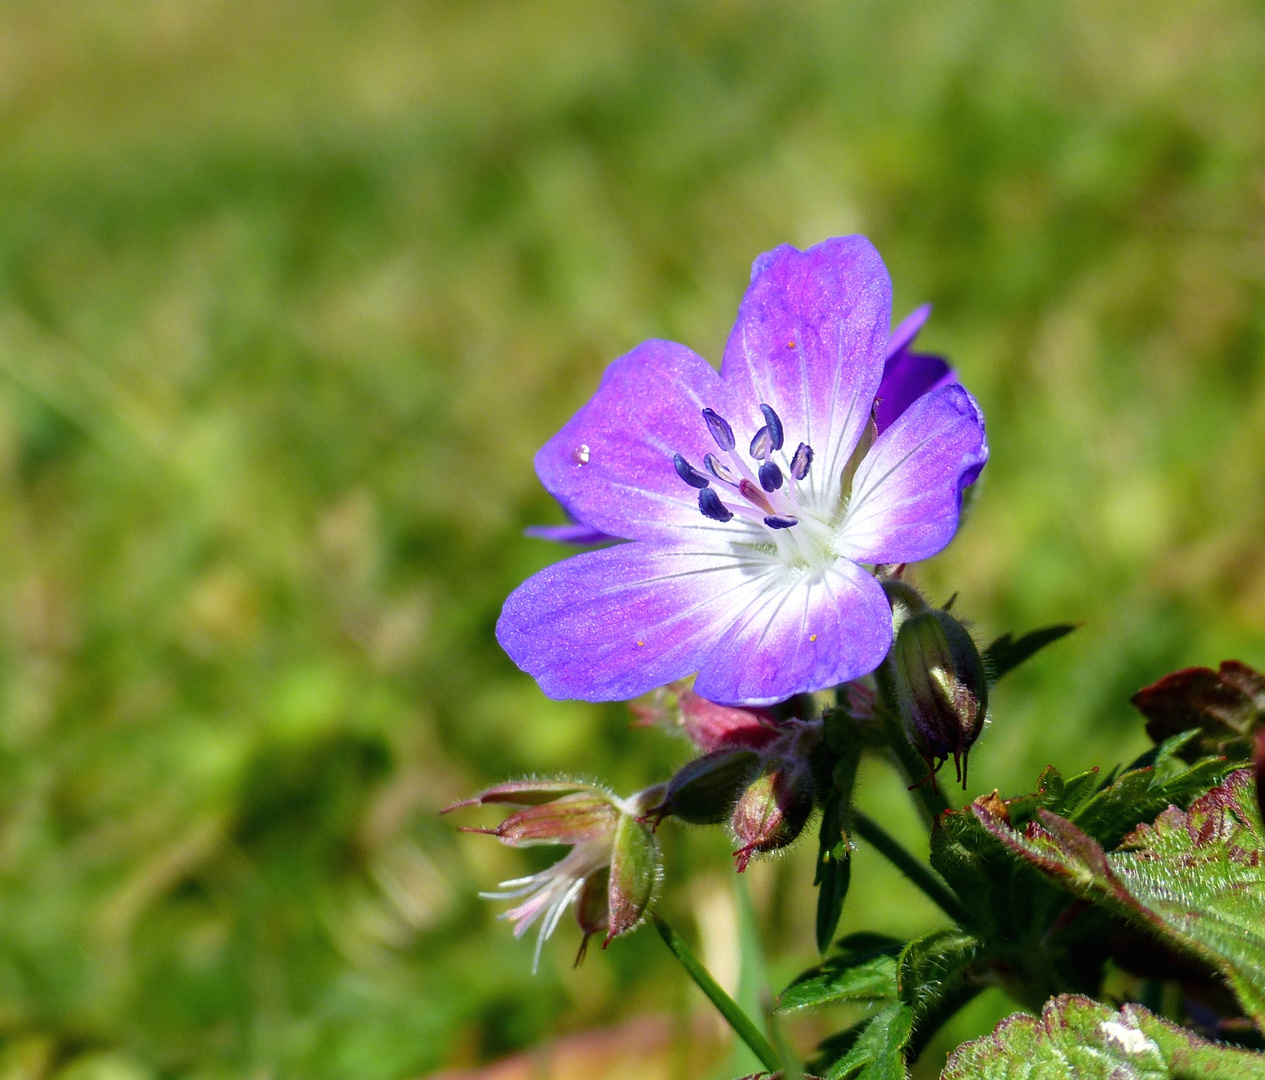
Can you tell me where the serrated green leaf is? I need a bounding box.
[982,624,1076,683]
[838,932,906,953]
[929,754,1230,1012]
[975,768,1265,1027]
[1069,755,1230,849]
[942,994,1265,1080]
[1052,768,1101,816]
[898,928,983,1055]
[778,951,899,1013]
[826,1002,913,1080]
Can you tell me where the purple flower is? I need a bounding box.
[497,237,988,706]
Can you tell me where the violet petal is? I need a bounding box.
[523,522,618,546]
[496,543,781,703]
[886,302,932,358]
[838,383,988,565]
[534,340,738,544]
[693,558,892,706]
[720,237,891,511]
[874,350,958,434]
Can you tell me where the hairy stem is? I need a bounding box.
[653,915,783,1073]
[852,812,969,926]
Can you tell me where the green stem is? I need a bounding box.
[653,914,783,1073]
[852,811,970,926]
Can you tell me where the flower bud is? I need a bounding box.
[880,577,931,636]
[606,812,660,943]
[892,608,988,787]
[730,755,815,872]
[631,681,778,751]
[486,793,619,846]
[649,747,761,826]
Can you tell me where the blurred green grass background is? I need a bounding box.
[0,1,1262,1077]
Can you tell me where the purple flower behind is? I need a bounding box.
[523,522,617,546]
[497,237,988,706]
[875,303,959,435]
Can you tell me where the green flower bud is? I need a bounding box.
[892,608,988,787]
[445,777,661,970]
[730,755,815,872]
[649,747,762,825]
[606,812,660,944]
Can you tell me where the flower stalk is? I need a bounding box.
[652,915,783,1074]
[851,811,969,926]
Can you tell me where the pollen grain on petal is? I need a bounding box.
[573,444,591,465]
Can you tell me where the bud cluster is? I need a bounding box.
[450,586,994,969]
[649,710,821,873]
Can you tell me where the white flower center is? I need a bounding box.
[674,402,868,573]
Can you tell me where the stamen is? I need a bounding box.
[673,453,710,489]
[790,442,813,480]
[698,487,734,522]
[759,404,784,451]
[704,453,738,485]
[702,409,736,451]
[758,461,784,493]
[749,426,772,460]
[764,515,798,529]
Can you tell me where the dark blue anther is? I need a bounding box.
[704,453,737,485]
[673,453,710,489]
[759,404,784,451]
[702,409,736,451]
[749,426,772,460]
[763,515,798,529]
[790,442,813,480]
[698,487,734,523]
[758,461,784,493]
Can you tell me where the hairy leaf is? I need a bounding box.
[930,757,1229,1012]
[976,769,1265,1027]
[1069,753,1229,850]
[982,625,1076,684]
[825,1002,913,1080]
[778,950,899,1013]
[898,928,983,1055]
[942,995,1265,1079]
